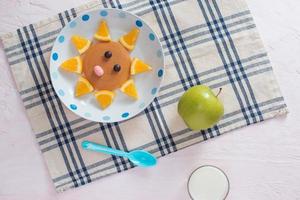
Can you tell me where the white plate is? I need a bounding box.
[50,9,164,123]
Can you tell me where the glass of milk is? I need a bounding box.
[187,165,230,200]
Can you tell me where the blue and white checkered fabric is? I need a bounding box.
[0,0,287,192]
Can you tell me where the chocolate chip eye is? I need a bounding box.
[113,64,121,72]
[104,51,112,59]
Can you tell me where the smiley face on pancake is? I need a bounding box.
[82,41,131,91]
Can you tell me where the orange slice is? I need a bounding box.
[130,58,152,75]
[60,56,82,74]
[75,77,94,97]
[120,79,138,100]
[71,35,91,54]
[119,28,140,51]
[94,20,111,41]
[94,90,115,109]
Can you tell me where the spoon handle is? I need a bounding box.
[82,141,128,157]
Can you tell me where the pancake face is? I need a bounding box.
[82,41,131,91]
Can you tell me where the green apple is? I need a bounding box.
[178,85,224,130]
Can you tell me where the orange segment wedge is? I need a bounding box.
[60,56,82,74]
[94,90,115,109]
[120,79,138,100]
[75,77,94,97]
[94,20,111,41]
[130,58,152,75]
[71,35,91,54]
[119,28,140,51]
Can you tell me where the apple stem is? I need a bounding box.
[216,88,222,97]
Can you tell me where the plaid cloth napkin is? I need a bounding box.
[1,0,287,192]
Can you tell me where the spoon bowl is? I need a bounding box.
[128,150,157,167]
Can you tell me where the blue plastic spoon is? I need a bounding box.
[82,141,157,167]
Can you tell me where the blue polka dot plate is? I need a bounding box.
[50,9,164,123]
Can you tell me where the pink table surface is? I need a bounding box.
[0,0,300,199]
